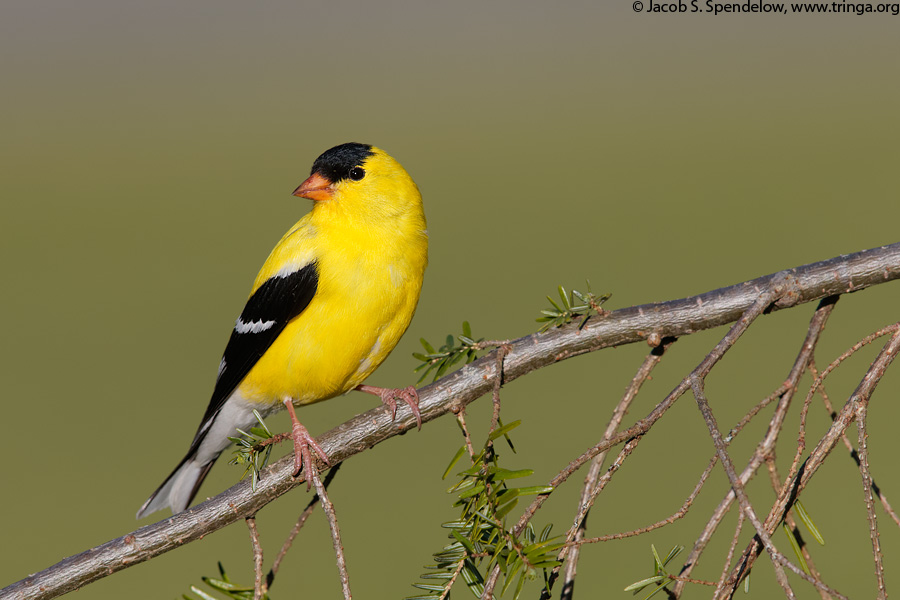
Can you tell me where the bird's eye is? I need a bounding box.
[348,167,365,181]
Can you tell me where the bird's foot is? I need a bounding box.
[282,398,330,490]
[356,384,422,430]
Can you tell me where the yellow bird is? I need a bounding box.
[137,143,428,518]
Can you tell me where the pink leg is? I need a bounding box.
[356,384,422,430]
[282,398,330,490]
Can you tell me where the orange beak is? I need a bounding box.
[292,172,334,201]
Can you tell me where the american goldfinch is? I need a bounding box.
[137,143,428,518]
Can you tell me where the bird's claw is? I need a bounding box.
[356,384,422,430]
[289,420,330,490]
[283,398,330,490]
[381,385,422,430]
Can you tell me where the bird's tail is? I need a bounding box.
[136,453,217,518]
[137,398,261,519]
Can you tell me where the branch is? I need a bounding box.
[557,341,672,598]
[4,242,900,600]
[673,295,836,596]
[719,327,900,594]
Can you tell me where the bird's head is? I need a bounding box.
[293,143,423,222]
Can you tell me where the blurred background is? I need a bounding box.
[2,1,899,598]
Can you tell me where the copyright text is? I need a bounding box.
[631,0,900,15]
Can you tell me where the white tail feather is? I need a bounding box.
[136,459,209,518]
[136,395,263,519]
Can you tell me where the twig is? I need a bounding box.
[765,457,830,600]
[691,375,798,598]
[488,344,510,437]
[510,272,790,540]
[245,517,264,600]
[810,359,900,529]
[439,560,467,600]
[782,323,899,496]
[455,408,477,461]
[567,365,811,553]
[573,452,718,545]
[674,296,836,596]
[725,381,790,443]
[719,327,900,597]
[477,345,512,600]
[694,372,850,600]
[531,277,798,599]
[668,574,716,586]
[309,467,351,599]
[266,464,342,590]
[481,561,501,600]
[560,340,674,598]
[685,285,803,597]
[857,403,887,599]
[6,243,900,600]
[714,509,745,596]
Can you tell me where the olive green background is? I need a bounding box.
[2,1,899,598]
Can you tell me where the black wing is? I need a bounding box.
[190,261,319,445]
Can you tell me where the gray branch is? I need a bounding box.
[4,242,900,600]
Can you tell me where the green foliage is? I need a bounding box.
[793,500,825,546]
[183,562,266,600]
[780,500,826,577]
[782,522,810,576]
[536,282,611,332]
[409,421,561,599]
[623,545,684,600]
[413,321,483,383]
[228,410,275,491]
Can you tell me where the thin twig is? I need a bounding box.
[682,286,802,597]
[439,560,467,600]
[478,345,513,600]
[534,278,798,599]
[573,453,719,546]
[857,403,887,599]
[692,375,801,598]
[724,381,790,443]
[309,468,351,599]
[266,464,342,591]
[784,322,900,488]
[765,456,830,600]
[245,517,264,600]
[674,296,836,597]
[569,366,804,550]
[668,574,716,586]
[720,327,900,597]
[455,408,477,462]
[810,359,900,529]
[511,271,789,539]
[558,340,674,599]
[481,562,501,600]
[714,509,745,596]
[695,373,852,600]
[488,344,510,437]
